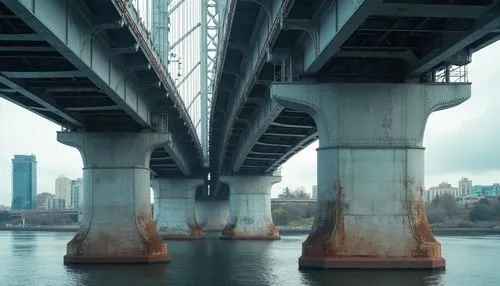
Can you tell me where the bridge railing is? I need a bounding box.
[125,0,203,142]
[431,64,469,83]
[129,0,226,163]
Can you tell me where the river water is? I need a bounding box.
[0,231,498,286]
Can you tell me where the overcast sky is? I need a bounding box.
[1,42,500,206]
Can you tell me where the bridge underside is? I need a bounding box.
[210,0,500,187]
[0,1,204,177]
[230,108,317,175]
[0,2,140,131]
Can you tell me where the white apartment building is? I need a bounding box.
[55,176,71,208]
[458,177,472,197]
[425,182,460,202]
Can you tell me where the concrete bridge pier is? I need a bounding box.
[272,83,471,269]
[196,199,229,232]
[152,178,204,239]
[57,131,170,264]
[220,176,281,240]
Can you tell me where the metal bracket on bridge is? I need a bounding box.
[280,19,319,56]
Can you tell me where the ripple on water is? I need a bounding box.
[0,232,499,286]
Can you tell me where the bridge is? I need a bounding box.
[209,0,499,269]
[1,0,500,270]
[0,0,207,264]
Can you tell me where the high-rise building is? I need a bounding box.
[36,192,55,209]
[71,178,83,209]
[55,176,71,209]
[312,185,317,200]
[11,155,37,210]
[458,177,472,197]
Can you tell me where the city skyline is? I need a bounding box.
[2,41,500,205]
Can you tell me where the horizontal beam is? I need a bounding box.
[231,97,284,173]
[66,105,121,111]
[0,70,83,78]
[0,33,41,41]
[245,157,276,161]
[336,50,418,63]
[303,0,383,73]
[112,43,139,54]
[0,74,84,127]
[239,165,265,169]
[0,14,18,19]
[263,132,305,138]
[265,132,318,174]
[150,164,177,167]
[249,151,282,156]
[44,87,101,93]
[150,157,172,160]
[270,122,314,129]
[255,141,291,148]
[0,46,55,52]
[471,32,500,53]
[408,4,500,75]
[372,3,487,19]
[357,28,467,33]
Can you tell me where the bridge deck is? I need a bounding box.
[0,0,204,177]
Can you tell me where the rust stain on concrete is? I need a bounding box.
[407,186,441,258]
[136,210,168,256]
[302,181,344,258]
[188,221,204,237]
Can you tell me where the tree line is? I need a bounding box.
[277,187,311,199]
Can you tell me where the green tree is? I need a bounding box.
[439,193,458,218]
[0,210,11,222]
[278,187,293,199]
[293,187,311,199]
[272,207,289,225]
[426,206,446,223]
[469,204,494,221]
[478,198,489,205]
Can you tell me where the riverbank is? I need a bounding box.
[2,225,500,235]
[0,226,77,232]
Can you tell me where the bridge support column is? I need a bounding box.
[272,83,471,269]
[196,199,229,232]
[152,178,204,239]
[220,176,281,240]
[57,131,170,264]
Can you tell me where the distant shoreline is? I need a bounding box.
[0,226,78,232]
[2,226,500,235]
[277,227,500,235]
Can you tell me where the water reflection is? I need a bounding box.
[10,231,37,256]
[66,264,167,286]
[0,232,499,286]
[300,269,444,286]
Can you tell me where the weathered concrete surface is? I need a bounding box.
[272,83,471,269]
[220,176,281,240]
[195,200,229,232]
[152,178,204,240]
[57,132,170,264]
